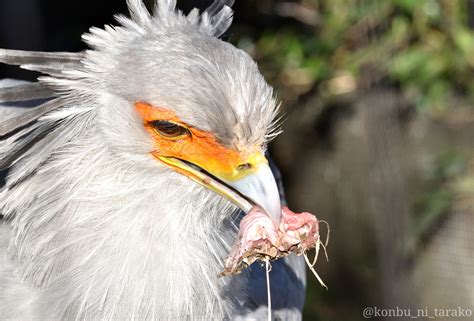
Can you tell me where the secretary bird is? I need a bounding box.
[0,0,311,320]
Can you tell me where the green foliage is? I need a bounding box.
[236,0,474,113]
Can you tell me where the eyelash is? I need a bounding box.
[148,120,191,140]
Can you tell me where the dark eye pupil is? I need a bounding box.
[149,120,189,138]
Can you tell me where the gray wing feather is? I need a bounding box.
[0,83,54,102]
[20,63,78,76]
[0,99,59,138]
[0,49,84,66]
[0,49,84,78]
[0,49,80,136]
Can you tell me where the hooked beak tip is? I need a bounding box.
[228,163,282,226]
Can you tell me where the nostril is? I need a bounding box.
[237,163,252,171]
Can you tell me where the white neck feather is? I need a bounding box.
[3,126,243,320]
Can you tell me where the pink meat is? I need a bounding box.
[220,206,320,276]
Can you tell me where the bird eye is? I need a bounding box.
[149,120,190,139]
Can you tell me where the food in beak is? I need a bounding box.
[219,206,322,277]
[158,156,326,283]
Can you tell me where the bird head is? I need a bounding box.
[69,0,283,225]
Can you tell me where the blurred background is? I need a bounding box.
[1,0,473,320]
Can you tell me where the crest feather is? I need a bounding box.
[123,0,234,38]
[153,0,177,19]
[202,0,234,37]
[126,0,152,25]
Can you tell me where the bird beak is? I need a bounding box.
[158,156,282,226]
[227,163,282,226]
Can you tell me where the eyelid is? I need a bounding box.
[148,120,191,140]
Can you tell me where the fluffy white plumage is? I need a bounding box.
[0,1,304,320]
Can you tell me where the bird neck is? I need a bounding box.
[6,137,239,319]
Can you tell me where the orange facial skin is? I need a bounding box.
[135,102,266,182]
